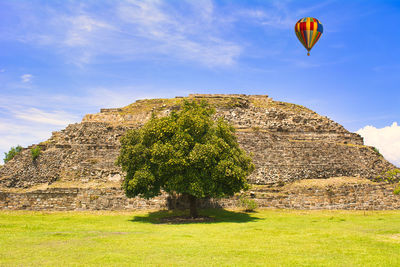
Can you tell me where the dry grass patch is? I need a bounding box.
[284,177,375,190]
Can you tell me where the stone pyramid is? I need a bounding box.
[0,94,398,210]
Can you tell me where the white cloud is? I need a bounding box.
[21,74,33,83]
[357,122,400,167]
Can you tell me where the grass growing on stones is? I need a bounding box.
[1,209,400,266]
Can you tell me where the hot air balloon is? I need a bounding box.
[294,17,323,56]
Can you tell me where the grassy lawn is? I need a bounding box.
[1,209,400,266]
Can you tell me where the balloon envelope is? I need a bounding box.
[295,17,323,55]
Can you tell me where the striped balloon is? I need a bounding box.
[294,17,323,56]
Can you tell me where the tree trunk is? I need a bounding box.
[188,194,198,218]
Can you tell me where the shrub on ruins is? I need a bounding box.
[375,168,400,183]
[239,195,258,212]
[31,146,41,161]
[117,100,254,218]
[4,145,23,163]
[394,185,400,195]
[375,168,400,195]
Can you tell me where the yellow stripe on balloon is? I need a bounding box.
[311,22,318,48]
[306,18,311,48]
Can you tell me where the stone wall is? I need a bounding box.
[238,131,392,184]
[1,179,399,211]
[0,188,166,211]
[252,181,400,210]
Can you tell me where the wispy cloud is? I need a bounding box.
[114,0,241,66]
[233,0,333,29]
[295,0,334,17]
[2,0,343,68]
[372,64,400,72]
[20,74,33,83]
[7,0,242,67]
[0,86,163,115]
[13,108,78,126]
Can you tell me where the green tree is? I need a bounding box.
[4,145,23,163]
[117,100,254,217]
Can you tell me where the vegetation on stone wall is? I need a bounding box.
[372,146,382,157]
[394,186,400,195]
[30,146,41,161]
[376,168,400,183]
[375,168,400,194]
[3,145,22,163]
[250,97,314,114]
[119,98,183,116]
[117,100,254,217]
[239,196,258,212]
[118,96,250,118]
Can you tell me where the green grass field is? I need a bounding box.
[1,209,400,266]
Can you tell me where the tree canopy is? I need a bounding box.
[4,145,22,164]
[117,100,254,217]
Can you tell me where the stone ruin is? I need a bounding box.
[0,94,399,210]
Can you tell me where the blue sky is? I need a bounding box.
[0,0,399,165]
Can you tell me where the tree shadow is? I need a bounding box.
[129,208,261,224]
